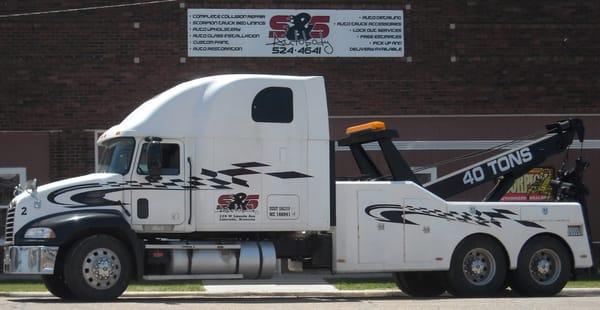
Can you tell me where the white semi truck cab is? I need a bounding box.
[3,75,593,299]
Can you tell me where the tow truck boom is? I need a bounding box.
[340,118,585,201]
[425,118,585,200]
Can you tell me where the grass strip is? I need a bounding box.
[565,274,600,288]
[0,280,47,292]
[326,278,397,290]
[127,281,205,292]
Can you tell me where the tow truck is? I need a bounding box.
[3,75,592,299]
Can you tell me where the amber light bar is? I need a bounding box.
[345,121,386,135]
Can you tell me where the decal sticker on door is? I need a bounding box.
[216,193,260,222]
[267,195,299,220]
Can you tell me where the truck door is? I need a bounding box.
[357,190,405,265]
[129,140,186,226]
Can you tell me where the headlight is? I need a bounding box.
[24,227,56,239]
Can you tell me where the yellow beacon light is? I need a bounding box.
[345,121,386,135]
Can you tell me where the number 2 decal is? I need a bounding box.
[21,207,27,215]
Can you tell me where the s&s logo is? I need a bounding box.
[217,193,259,211]
[269,13,330,40]
[267,12,333,55]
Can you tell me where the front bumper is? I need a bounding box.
[3,246,58,274]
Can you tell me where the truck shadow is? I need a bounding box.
[7,296,456,305]
[10,290,600,305]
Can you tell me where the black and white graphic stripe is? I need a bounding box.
[47,162,312,208]
[365,204,544,229]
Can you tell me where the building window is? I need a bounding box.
[251,87,293,123]
[137,143,181,175]
[0,168,26,209]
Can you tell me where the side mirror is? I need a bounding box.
[147,141,162,180]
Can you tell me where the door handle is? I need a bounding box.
[137,198,149,219]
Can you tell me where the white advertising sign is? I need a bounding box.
[187,9,404,57]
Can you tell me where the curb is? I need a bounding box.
[1,288,599,298]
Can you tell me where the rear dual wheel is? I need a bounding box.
[446,236,507,297]
[510,236,571,296]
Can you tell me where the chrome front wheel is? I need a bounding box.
[82,247,122,290]
[64,235,131,300]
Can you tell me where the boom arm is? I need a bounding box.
[425,118,584,200]
[339,119,585,201]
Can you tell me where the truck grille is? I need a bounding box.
[4,204,15,245]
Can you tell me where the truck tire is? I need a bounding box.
[446,236,507,297]
[394,271,446,297]
[510,236,571,296]
[42,274,74,298]
[63,234,131,300]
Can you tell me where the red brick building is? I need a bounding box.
[1,1,599,244]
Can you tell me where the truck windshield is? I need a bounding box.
[97,138,135,175]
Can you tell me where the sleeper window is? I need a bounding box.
[137,143,180,175]
[251,87,293,123]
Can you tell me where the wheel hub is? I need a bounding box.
[471,259,487,275]
[529,249,561,285]
[93,257,114,280]
[536,258,551,275]
[462,248,496,286]
[82,248,121,290]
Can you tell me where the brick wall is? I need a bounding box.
[1,0,599,178]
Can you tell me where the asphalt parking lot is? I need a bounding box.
[1,290,600,310]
